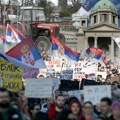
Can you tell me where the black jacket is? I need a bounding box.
[0,105,24,120]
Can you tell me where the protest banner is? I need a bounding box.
[80,79,99,89]
[80,60,98,75]
[84,85,111,105]
[73,61,86,80]
[25,78,53,98]
[0,58,23,92]
[97,72,107,79]
[60,80,79,91]
[68,90,84,101]
[62,70,73,80]
[45,60,62,72]
[23,68,39,79]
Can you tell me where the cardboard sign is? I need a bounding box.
[0,58,23,91]
[25,78,53,98]
[62,70,73,80]
[80,61,98,75]
[60,80,79,91]
[73,61,86,80]
[97,72,107,79]
[3,80,22,92]
[23,68,39,79]
[84,85,111,105]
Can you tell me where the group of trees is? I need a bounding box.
[34,0,83,17]
[0,0,86,23]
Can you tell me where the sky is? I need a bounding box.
[49,0,58,5]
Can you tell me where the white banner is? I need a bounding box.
[73,61,86,79]
[84,85,111,105]
[25,78,53,98]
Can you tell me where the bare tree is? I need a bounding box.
[67,0,81,14]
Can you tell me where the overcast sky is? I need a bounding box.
[49,0,58,5]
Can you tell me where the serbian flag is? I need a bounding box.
[85,48,98,56]
[0,36,11,45]
[93,49,104,60]
[52,37,80,64]
[0,38,46,69]
[6,24,25,43]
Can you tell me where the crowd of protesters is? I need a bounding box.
[97,61,119,83]
[0,86,120,120]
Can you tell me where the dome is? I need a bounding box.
[92,0,117,13]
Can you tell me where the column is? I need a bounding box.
[111,38,114,62]
[85,37,88,50]
[94,37,98,48]
[98,13,100,24]
[109,13,112,24]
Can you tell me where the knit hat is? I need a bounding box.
[112,101,120,110]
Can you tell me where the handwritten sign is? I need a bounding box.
[25,78,53,98]
[73,61,86,79]
[23,68,39,79]
[84,85,111,105]
[0,58,23,91]
[3,80,22,92]
[62,70,73,80]
[97,72,107,79]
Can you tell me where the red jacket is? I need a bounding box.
[48,104,57,120]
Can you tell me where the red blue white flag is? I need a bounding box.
[0,38,46,69]
[6,24,25,43]
[52,37,80,64]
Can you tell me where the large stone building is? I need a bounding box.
[63,0,120,62]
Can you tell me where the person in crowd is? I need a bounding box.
[111,81,120,100]
[83,101,97,120]
[20,96,31,118]
[34,111,50,120]
[48,94,66,120]
[11,97,31,120]
[97,116,109,120]
[99,97,112,119]
[68,99,84,120]
[0,87,23,120]
[110,101,120,120]
[30,103,40,120]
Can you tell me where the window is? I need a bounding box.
[32,10,46,21]
[19,10,31,22]
[113,16,116,24]
[100,14,108,22]
[94,15,97,23]
[82,20,86,26]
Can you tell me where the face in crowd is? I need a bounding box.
[111,101,120,119]
[56,95,65,109]
[83,102,93,116]
[0,88,10,109]
[100,97,112,115]
[69,100,82,115]
[31,104,40,116]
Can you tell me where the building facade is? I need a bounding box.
[62,0,120,62]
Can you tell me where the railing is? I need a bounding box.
[60,25,79,32]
